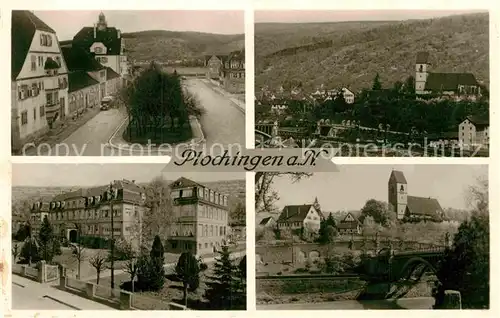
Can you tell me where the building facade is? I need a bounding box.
[30,180,147,248]
[276,204,322,233]
[62,46,109,115]
[168,177,230,256]
[337,212,362,235]
[11,11,70,151]
[388,170,444,222]
[459,116,489,147]
[205,55,225,80]
[415,51,482,98]
[72,12,129,80]
[222,50,245,93]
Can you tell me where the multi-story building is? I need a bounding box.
[168,177,230,256]
[29,201,50,236]
[458,115,489,148]
[62,46,108,114]
[31,179,147,248]
[221,50,245,93]
[72,12,129,82]
[337,212,362,235]
[11,11,69,152]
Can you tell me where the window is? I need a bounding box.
[21,111,28,125]
[419,65,423,72]
[31,55,36,71]
[55,56,61,67]
[33,108,37,121]
[100,70,106,79]
[95,47,103,54]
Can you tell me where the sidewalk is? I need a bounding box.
[12,274,115,310]
[201,79,245,112]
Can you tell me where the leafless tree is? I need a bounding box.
[141,176,174,246]
[89,252,108,285]
[124,256,139,293]
[467,175,488,215]
[71,223,86,279]
[255,172,312,212]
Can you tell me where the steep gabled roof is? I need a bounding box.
[277,204,314,223]
[425,72,479,92]
[105,66,120,80]
[62,46,105,72]
[259,216,274,225]
[11,10,56,81]
[68,71,100,93]
[465,115,489,128]
[389,170,407,184]
[406,196,443,220]
[72,26,122,55]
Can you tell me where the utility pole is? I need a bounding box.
[108,182,115,289]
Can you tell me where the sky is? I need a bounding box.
[271,165,487,211]
[12,164,244,187]
[34,10,245,41]
[254,10,486,23]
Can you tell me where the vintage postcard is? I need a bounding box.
[254,10,490,157]
[11,164,246,310]
[11,10,245,156]
[255,165,489,309]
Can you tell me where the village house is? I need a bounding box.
[458,115,489,148]
[61,47,108,115]
[169,177,230,256]
[337,212,362,235]
[205,54,226,80]
[71,12,129,83]
[388,170,444,222]
[414,51,482,98]
[221,49,245,93]
[11,11,70,151]
[276,204,323,233]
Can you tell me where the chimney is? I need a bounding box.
[132,180,135,183]
[117,30,121,38]
[93,24,97,39]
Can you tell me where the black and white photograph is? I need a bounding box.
[11,164,246,310]
[255,165,489,309]
[254,10,489,157]
[11,10,245,156]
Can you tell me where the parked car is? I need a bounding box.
[100,96,114,110]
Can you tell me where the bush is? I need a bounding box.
[137,255,165,291]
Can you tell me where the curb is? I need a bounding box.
[200,79,245,113]
[107,115,206,153]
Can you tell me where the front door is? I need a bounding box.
[59,97,65,120]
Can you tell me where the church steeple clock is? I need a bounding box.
[388,170,408,220]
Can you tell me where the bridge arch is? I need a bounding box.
[396,256,438,282]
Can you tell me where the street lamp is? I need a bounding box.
[107,182,119,289]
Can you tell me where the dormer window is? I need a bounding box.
[95,47,103,54]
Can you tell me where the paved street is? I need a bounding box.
[257,297,435,310]
[21,78,245,156]
[12,275,115,310]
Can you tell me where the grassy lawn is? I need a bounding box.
[123,122,193,145]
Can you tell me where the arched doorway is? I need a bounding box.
[68,229,77,243]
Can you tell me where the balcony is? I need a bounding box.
[44,77,59,90]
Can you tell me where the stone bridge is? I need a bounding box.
[255,239,445,269]
[365,247,446,282]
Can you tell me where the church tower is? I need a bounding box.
[388,170,408,220]
[97,12,108,31]
[313,197,322,216]
[415,52,429,94]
